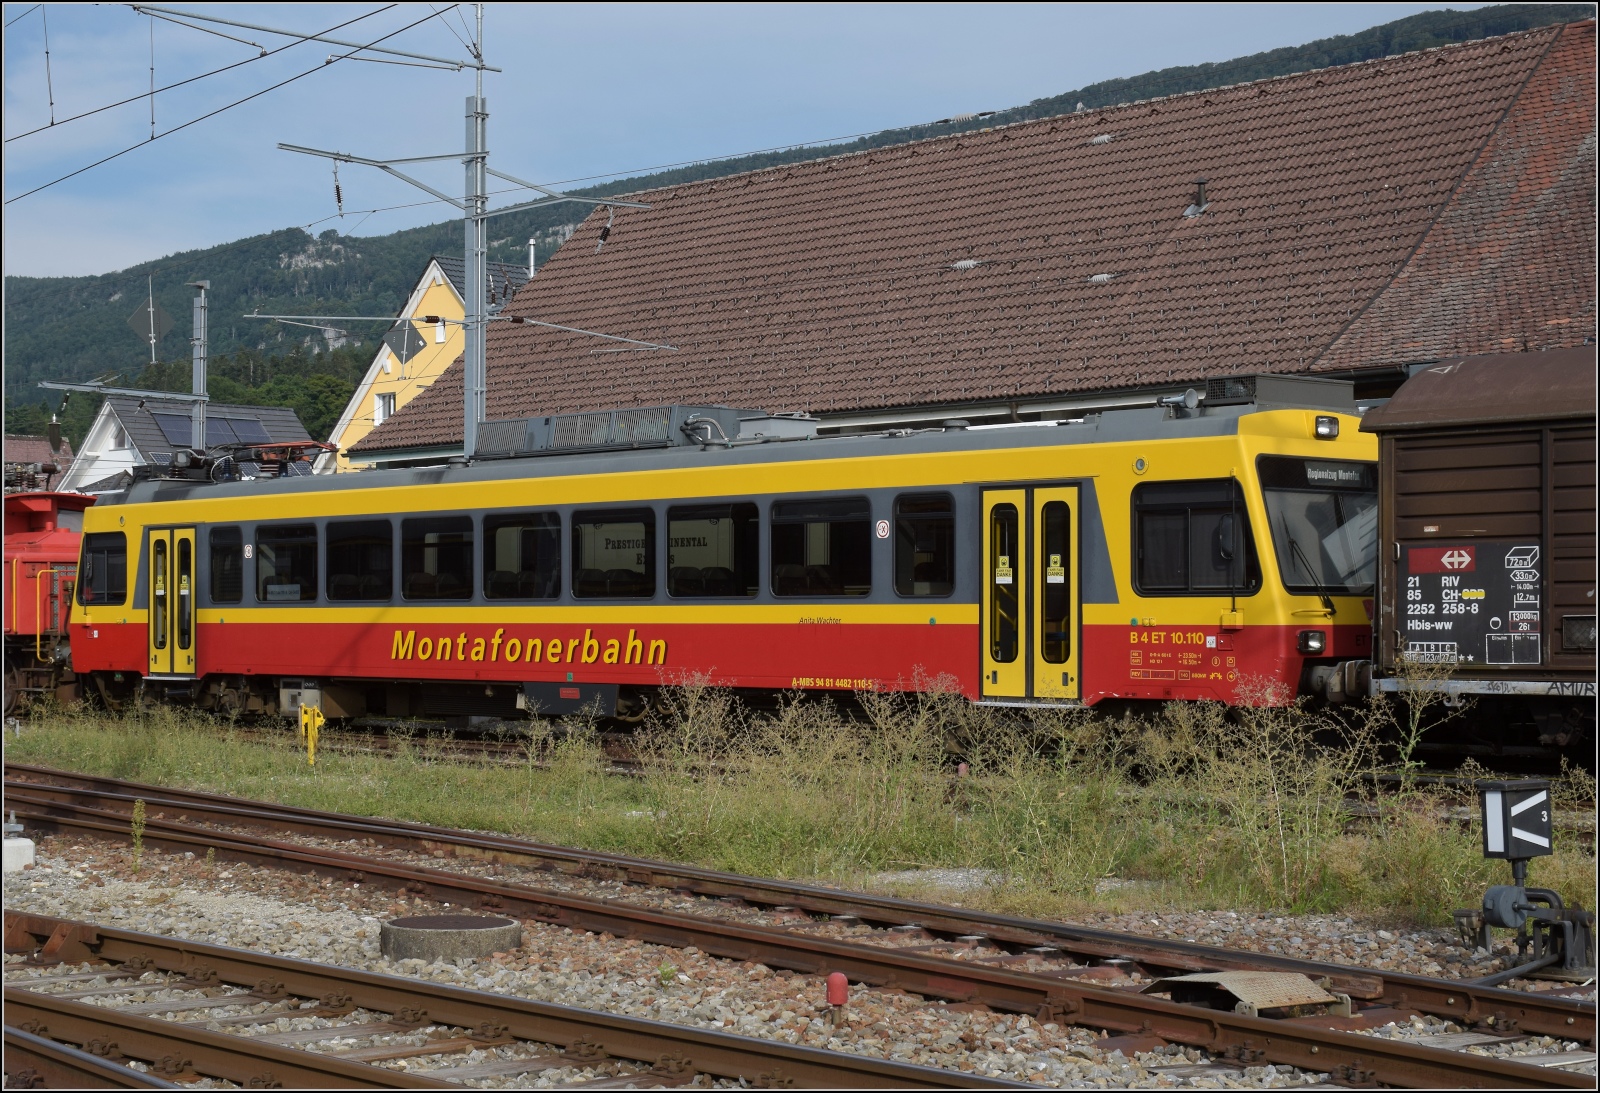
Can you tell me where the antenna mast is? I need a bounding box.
[270,2,646,457]
[463,2,487,457]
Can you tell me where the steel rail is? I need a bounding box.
[4,913,1027,1090]
[8,764,1592,1044]
[5,987,453,1088]
[2,1024,182,1089]
[6,797,1588,1089]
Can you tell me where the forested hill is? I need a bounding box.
[6,3,1589,447]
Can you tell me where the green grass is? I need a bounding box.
[5,685,1593,927]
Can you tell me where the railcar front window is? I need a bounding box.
[256,525,318,602]
[573,510,655,598]
[667,503,758,597]
[1257,457,1378,595]
[77,532,127,606]
[771,497,871,597]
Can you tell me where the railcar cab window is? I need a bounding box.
[667,503,758,597]
[771,497,871,597]
[894,494,954,597]
[1257,456,1378,595]
[256,525,317,602]
[327,520,393,601]
[573,510,654,598]
[209,527,243,604]
[78,532,127,606]
[484,512,560,599]
[402,516,472,600]
[1133,480,1260,594]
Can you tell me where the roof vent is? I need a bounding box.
[1089,133,1114,145]
[1088,273,1115,284]
[1183,177,1211,218]
[950,259,985,272]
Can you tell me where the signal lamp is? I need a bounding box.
[1296,629,1326,654]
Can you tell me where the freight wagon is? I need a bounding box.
[1362,347,1597,754]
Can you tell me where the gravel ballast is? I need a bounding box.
[5,835,1594,1088]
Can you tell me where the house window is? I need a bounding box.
[374,392,396,425]
[111,424,128,450]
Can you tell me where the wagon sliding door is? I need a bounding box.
[146,527,197,678]
[981,487,1080,701]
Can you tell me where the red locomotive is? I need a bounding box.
[4,488,93,715]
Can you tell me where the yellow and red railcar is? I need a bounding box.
[69,381,1378,720]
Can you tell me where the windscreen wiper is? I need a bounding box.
[1285,528,1336,615]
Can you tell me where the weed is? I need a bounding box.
[657,962,678,986]
[7,687,1592,928]
[130,799,146,873]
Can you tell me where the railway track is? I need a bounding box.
[7,763,1594,1088]
[4,912,1024,1089]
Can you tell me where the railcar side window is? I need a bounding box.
[327,520,393,601]
[402,516,473,600]
[771,497,871,597]
[1132,480,1260,595]
[77,532,127,606]
[667,503,758,597]
[209,527,243,603]
[484,512,561,599]
[572,509,655,598]
[256,525,318,602]
[894,494,954,597]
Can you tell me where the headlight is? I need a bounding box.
[1314,415,1340,439]
[1297,630,1327,654]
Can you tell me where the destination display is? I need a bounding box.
[1399,541,1542,666]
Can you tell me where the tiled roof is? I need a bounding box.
[1320,21,1596,367]
[357,22,1597,453]
[432,255,531,308]
[4,434,75,467]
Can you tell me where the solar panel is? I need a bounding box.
[205,418,239,446]
[150,412,193,446]
[225,417,272,444]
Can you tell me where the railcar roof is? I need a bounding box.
[104,399,1356,509]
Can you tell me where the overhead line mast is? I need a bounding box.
[270,3,646,458]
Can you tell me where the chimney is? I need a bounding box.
[528,238,536,279]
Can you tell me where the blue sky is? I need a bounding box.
[3,3,1488,278]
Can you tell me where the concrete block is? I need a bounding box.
[3,838,36,873]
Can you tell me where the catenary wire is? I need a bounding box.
[2,4,440,204]
[4,6,386,145]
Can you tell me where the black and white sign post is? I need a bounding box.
[1467,779,1594,983]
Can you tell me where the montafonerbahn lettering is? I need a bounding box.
[391,627,666,666]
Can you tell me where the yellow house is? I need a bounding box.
[318,255,529,472]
